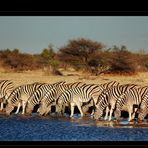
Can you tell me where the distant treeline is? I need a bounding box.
[0,38,148,75]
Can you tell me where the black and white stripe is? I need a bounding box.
[0,80,15,111]
[138,96,148,122]
[25,81,66,115]
[114,85,141,121]
[94,84,138,121]
[81,81,120,115]
[37,82,86,116]
[134,86,148,121]
[114,85,148,121]
[56,83,108,117]
[5,82,44,115]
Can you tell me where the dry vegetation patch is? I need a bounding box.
[0,70,148,86]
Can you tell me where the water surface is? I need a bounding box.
[0,113,148,141]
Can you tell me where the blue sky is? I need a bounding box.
[0,16,148,54]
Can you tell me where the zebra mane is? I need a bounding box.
[53,81,66,86]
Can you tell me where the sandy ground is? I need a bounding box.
[0,69,148,87]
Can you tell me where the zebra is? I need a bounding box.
[5,82,45,115]
[56,83,112,118]
[134,86,148,122]
[115,85,148,122]
[0,80,15,111]
[137,94,148,122]
[93,83,138,121]
[25,81,66,115]
[37,82,86,116]
[114,85,142,121]
[81,81,120,116]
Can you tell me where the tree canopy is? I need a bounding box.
[0,38,148,75]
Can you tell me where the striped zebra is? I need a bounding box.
[37,82,86,116]
[0,80,15,111]
[94,83,138,121]
[138,94,148,122]
[5,82,45,115]
[81,81,120,116]
[114,85,148,122]
[134,86,148,122]
[56,82,117,118]
[25,81,66,115]
[56,87,94,117]
[114,85,142,121]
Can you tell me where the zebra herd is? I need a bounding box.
[0,79,148,122]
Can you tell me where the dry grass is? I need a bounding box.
[0,69,148,87]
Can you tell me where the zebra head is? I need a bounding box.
[81,105,90,114]
[25,102,33,116]
[5,102,15,115]
[96,89,109,106]
[138,105,147,122]
[114,110,121,121]
[56,96,64,116]
[81,99,95,115]
[93,106,103,120]
[94,90,109,120]
[138,111,145,122]
[37,98,49,116]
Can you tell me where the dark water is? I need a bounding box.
[0,113,148,141]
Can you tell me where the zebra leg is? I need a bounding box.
[0,102,4,111]
[131,113,135,121]
[128,106,133,122]
[131,108,138,120]
[15,102,21,114]
[61,104,65,114]
[22,101,26,114]
[55,104,59,114]
[108,106,114,121]
[91,109,94,116]
[76,102,84,117]
[70,102,75,117]
[104,106,109,120]
[128,113,132,122]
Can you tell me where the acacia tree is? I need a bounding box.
[57,38,103,73]
[110,45,136,74]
